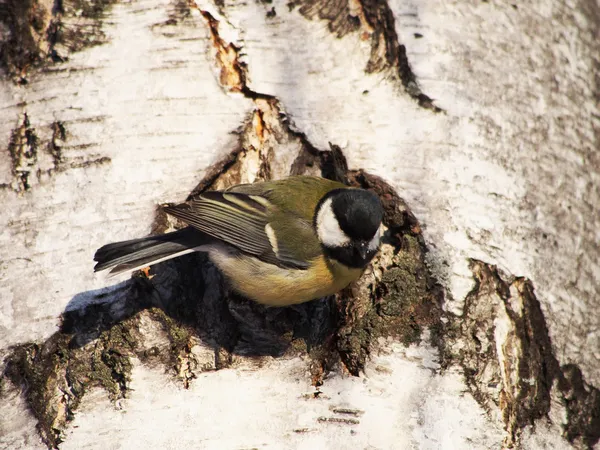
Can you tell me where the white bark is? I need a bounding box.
[1,0,598,448]
[0,0,252,346]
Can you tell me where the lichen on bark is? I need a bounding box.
[333,168,443,376]
[4,320,138,448]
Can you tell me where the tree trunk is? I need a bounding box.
[0,0,598,448]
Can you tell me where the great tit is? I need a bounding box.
[94,176,383,306]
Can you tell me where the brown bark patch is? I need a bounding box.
[2,114,110,192]
[443,261,600,448]
[4,319,138,449]
[333,170,443,375]
[6,113,40,191]
[0,0,117,82]
[201,10,246,92]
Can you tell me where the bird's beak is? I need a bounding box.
[357,242,368,260]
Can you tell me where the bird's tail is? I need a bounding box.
[94,228,207,276]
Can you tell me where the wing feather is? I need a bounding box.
[163,191,311,269]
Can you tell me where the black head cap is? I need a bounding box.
[330,189,383,240]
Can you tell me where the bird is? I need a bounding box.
[94,176,384,307]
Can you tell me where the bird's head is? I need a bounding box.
[315,188,383,268]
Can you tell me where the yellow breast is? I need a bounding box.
[209,249,363,306]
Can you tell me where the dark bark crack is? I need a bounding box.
[443,261,600,448]
[2,114,111,192]
[6,113,39,191]
[0,0,117,83]
[288,0,442,112]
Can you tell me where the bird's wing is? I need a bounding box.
[163,191,318,269]
[226,176,346,221]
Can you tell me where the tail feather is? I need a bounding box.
[94,228,208,275]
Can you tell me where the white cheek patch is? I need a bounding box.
[316,198,351,247]
[368,225,382,251]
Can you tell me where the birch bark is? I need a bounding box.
[0,0,598,448]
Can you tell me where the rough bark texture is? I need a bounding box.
[0,0,598,449]
[3,140,445,448]
[444,261,600,448]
